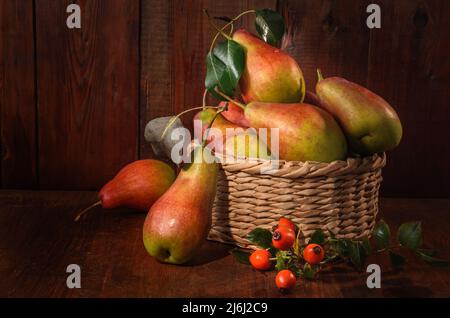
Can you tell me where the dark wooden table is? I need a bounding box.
[0,190,449,297]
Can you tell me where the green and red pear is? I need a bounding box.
[315,72,402,155]
[76,159,177,221]
[99,159,176,211]
[143,146,218,264]
[244,102,347,162]
[232,29,305,103]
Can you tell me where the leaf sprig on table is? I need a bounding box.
[231,219,450,280]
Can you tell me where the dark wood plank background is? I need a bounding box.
[1,0,449,197]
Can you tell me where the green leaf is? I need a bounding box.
[255,9,285,47]
[247,228,273,248]
[335,239,351,258]
[397,222,423,251]
[417,252,450,267]
[230,249,250,265]
[205,40,244,101]
[349,241,367,271]
[213,40,244,90]
[388,251,406,268]
[362,236,372,254]
[275,251,288,272]
[373,220,391,250]
[302,263,316,279]
[309,229,325,245]
[205,52,229,100]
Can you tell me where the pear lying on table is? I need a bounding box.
[233,29,305,103]
[316,72,402,155]
[244,102,347,162]
[143,146,218,264]
[75,160,176,221]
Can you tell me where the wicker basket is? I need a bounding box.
[208,153,386,248]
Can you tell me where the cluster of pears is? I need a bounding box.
[80,26,402,266]
[196,29,402,162]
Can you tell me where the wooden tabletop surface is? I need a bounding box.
[0,190,449,298]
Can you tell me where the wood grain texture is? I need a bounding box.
[140,0,174,158]
[0,0,37,188]
[366,0,450,198]
[0,190,449,297]
[35,0,139,190]
[279,0,371,92]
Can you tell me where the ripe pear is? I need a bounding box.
[143,146,218,264]
[232,29,305,103]
[244,102,347,162]
[316,74,402,155]
[99,160,176,211]
[75,160,176,221]
[219,101,249,127]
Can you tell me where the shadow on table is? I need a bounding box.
[186,241,233,266]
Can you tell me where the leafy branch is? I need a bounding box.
[231,219,449,280]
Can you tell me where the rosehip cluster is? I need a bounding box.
[249,217,325,294]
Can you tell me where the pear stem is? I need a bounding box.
[214,88,246,110]
[207,9,256,53]
[74,200,102,222]
[228,23,234,37]
[202,88,208,110]
[317,68,324,82]
[202,104,228,148]
[160,105,220,141]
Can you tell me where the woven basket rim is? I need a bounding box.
[217,152,386,178]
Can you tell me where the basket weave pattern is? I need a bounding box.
[209,153,386,248]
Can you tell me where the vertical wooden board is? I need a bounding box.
[279,0,371,92]
[0,0,37,188]
[367,0,450,197]
[140,0,276,158]
[140,0,174,158]
[36,0,139,190]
